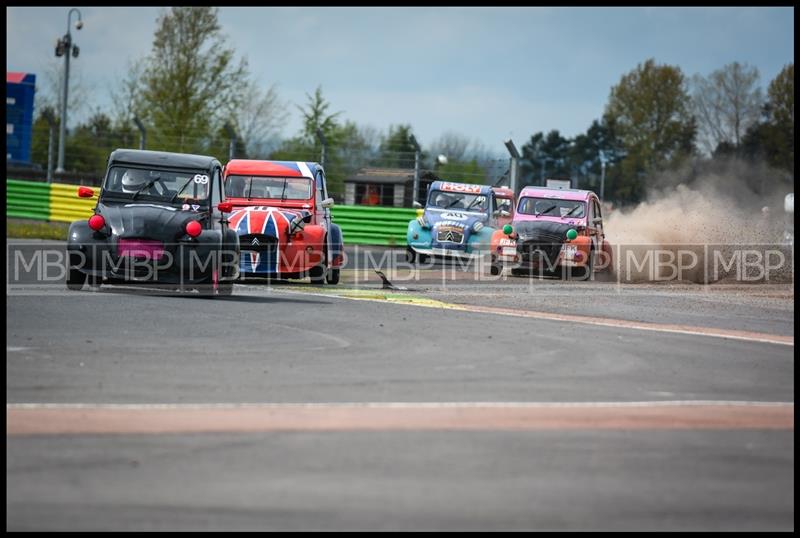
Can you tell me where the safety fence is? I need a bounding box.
[6,178,415,246]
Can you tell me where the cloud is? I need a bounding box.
[6,6,793,150]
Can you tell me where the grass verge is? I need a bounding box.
[7,218,69,241]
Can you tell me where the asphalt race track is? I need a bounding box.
[6,241,794,531]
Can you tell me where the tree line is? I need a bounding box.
[520,59,793,204]
[27,7,794,205]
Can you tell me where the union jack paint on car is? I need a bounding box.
[406,180,513,263]
[223,160,344,284]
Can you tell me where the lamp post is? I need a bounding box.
[55,8,83,173]
[316,128,327,169]
[42,109,57,183]
[503,139,521,195]
[409,134,421,204]
[133,116,146,150]
[599,153,607,201]
[224,123,237,161]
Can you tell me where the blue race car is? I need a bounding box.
[406,180,509,263]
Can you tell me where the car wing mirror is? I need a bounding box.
[412,201,423,209]
[320,197,335,209]
[77,186,95,198]
[217,201,233,213]
[289,215,306,234]
[591,217,603,225]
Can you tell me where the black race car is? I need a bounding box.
[66,149,240,296]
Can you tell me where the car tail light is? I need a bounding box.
[185,220,202,237]
[88,214,105,231]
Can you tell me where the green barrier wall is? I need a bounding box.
[6,179,52,220]
[6,179,415,246]
[331,205,416,246]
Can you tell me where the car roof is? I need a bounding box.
[492,186,515,198]
[109,149,219,170]
[519,186,596,201]
[429,180,493,195]
[225,159,322,178]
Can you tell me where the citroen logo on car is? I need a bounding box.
[251,238,260,246]
[444,231,454,242]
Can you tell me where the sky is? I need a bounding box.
[6,6,795,157]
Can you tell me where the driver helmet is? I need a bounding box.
[435,193,451,208]
[121,169,149,193]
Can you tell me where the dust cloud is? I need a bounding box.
[602,158,793,283]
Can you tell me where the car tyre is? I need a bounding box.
[66,266,86,290]
[568,249,594,281]
[66,252,87,290]
[309,264,326,285]
[326,267,340,285]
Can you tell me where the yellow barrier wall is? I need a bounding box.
[48,183,97,223]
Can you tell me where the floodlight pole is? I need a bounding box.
[56,8,82,173]
[410,134,421,204]
[504,139,521,195]
[43,110,57,183]
[598,150,608,201]
[224,123,237,161]
[316,128,327,169]
[133,116,146,150]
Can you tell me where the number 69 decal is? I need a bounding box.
[193,174,209,184]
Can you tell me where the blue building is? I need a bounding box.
[6,72,36,165]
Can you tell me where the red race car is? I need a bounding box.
[224,160,344,284]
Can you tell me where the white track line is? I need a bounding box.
[7,401,794,410]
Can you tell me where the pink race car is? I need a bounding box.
[489,186,613,279]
